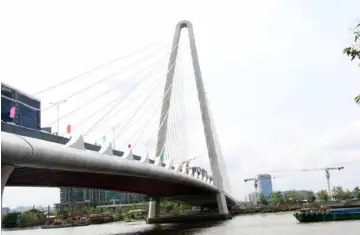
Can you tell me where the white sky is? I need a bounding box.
[1,0,360,208]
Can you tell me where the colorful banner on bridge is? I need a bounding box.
[9,106,16,119]
[160,154,164,162]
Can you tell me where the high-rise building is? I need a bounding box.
[84,189,106,202]
[60,188,148,205]
[105,191,148,204]
[60,188,107,204]
[258,174,273,201]
[60,188,86,203]
[1,82,41,129]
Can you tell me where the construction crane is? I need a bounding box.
[301,166,344,197]
[244,174,297,203]
[244,175,273,204]
[181,154,202,168]
[180,154,202,175]
[244,174,291,192]
[244,177,260,203]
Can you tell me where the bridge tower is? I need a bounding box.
[148,20,230,219]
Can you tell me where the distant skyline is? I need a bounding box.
[1,0,360,208]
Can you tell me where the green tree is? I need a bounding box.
[178,203,186,212]
[317,190,329,202]
[332,186,345,201]
[343,22,360,105]
[59,207,70,219]
[343,189,352,200]
[284,190,304,204]
[306,191,316,203]
[344,23,360,63]
[355,95,360,105]
[258,193,268,205]
[19,212,39,227]
[270,191,284,205]
[353,186,360,199]
[81,206,94,215]
[2,212,20,228]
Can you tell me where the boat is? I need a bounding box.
[124,209,146,222]
[41,218,91,229]
[41,223,72,229]
[294,207,360,222]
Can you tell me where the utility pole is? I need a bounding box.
[50,100,66,135]
[111,127,116,149]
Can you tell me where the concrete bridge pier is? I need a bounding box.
[216,192,230,215]
[147,197,161,219]
[1,165,13,200]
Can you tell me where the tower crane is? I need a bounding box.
[244,174,292,193]
[301,166,344,198]
[180,154,202,175]
[244,175,273,204]
[244,174,297,203]
[181,154,202,168]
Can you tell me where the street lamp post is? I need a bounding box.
[110,127,116,149]
[108,125,121,149]
[50,100,67,135]
[140,141,149,157]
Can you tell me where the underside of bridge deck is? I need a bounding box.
[6,166,215,197]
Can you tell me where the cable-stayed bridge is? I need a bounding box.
[1,21,238,220]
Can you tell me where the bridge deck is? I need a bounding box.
[1,123,237,206]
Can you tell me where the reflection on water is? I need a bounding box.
[112,221,224,235]
[2,212,360,235]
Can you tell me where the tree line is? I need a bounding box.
[1,208,45,228]
[1,201,190,228]
[258,186,360,206]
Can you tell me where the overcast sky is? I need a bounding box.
[1,0,359,208]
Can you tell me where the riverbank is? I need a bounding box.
[233,200,360,215]
[3,200,360,229]
[1,210,146,230]
[2,212,360,235]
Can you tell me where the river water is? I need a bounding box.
[3,212,360,235]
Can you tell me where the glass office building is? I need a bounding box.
[60,188,86,203]
[258,174,273,201]
[1,83,41,129]
[105,191,148,204]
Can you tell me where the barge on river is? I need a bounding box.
[41,216,90,229]
[294,207,360,222]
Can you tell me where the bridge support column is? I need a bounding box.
[148,197,160,219]
[1,165,14,200]
[216,192,229,215]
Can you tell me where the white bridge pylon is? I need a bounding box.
[153,20,231,215]
[34,20,231,217]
